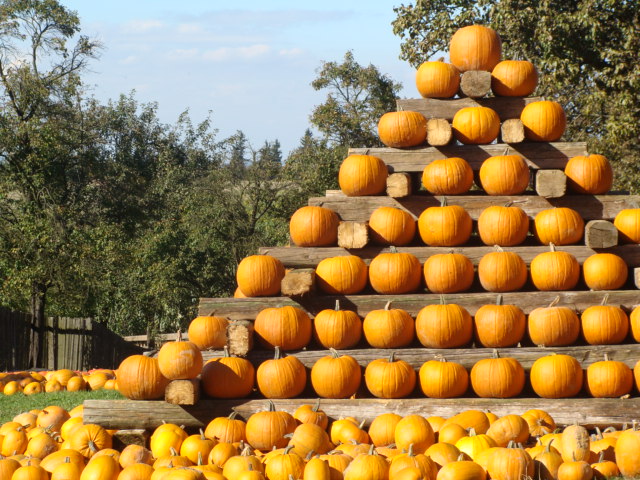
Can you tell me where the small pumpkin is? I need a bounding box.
[364,352,416,399]
[580,296,629,345]
[338,154,387,196]
[534,207,584,246]
[423,252,474,294]
[491,59,538,96]
[586,353,633,398]
[245,402,297,452]
[289,206,340,247]
[474,296,525,348]
[254,305,312,351]
[449,24,502,72]
[422,157,474,195]
[312,300,362,350]
[477,203,529,246]
[157,332,203,380]
[315,255,368,294]
[310,349,361,399]
[256,346,307,399]
[485,414,530,447]
[187,315,228,351]
[530,243,580,291]
[116,355,169,400]
[478,154,530,195]
[582,253,628,291]
[520,100,566,142]
[362,301,415,349]
[470,350,525,398]
[415,298,473,348]
[452,106,501,144]
[416,60,460,98]
[477,247,527,293]
[564,154,613,194]
[201,347,255,399]
[395,415,436,454]
[530,354,583,398]
[236,254,285,297]
[368,206,416,246]
[378,111,428,148]
[368,413,402,447]
[419,357,468,398]
[614,208,640,244]
[418,198,473,247]
[527,297,580,346]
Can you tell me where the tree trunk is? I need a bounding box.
[29,282,47,369]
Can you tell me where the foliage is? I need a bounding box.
[310,51,402,149]
[391,0,640,191]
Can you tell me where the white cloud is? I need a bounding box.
[119,55,138,65]
[122,19,164,33]
[166,48,199,61]
[176,23,203,34]
[279,48,304,57]
[202,44,270,62]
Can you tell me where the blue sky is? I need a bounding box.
[59,1,418,156]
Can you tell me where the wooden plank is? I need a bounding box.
[257,244,640,269]
[348,142,587,173]
[200,344,640,371]
[308,194,640,222]
[84,398,640,430]
[198,290,640,320]
[397,97,542,121]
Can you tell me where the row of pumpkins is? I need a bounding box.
[3,400,640,479]
[0,370,117,397]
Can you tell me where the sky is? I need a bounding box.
[59,1,418,156]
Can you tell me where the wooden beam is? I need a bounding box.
[397,97,542,121]
[308,194,640,222]
[258,244,640,269]
[84,398,640,430]
[197,290,640,320]
[348,142,587,172]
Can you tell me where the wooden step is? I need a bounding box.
[258,244,640,269]
[309,193,639,222]
[397,97,542,121]
[348,142,587,172]
[198,290,640,320]
[84,398,640,430]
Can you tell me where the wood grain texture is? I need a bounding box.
[309,193,640,222]
[535,169,567,198]
[397,97,542,120]
[459,71,492,99]
[197,290,640,320]
[386,173,413,198]
[84,397,640,430]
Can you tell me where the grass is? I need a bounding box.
[0,389,124,424]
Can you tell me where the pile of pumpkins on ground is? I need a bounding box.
[2,402,640,480]
[0,369,118,396]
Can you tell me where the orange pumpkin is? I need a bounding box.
[491,60,538,96]
[582,253,628,291]
[315,255,368,294]
[530,244,580,291]
[312,300,362,350]
[520,100,566,141]
[236,254,285,297]
[256,346,307,399]
[310,349,361,399]
[253,305,312,351]
[289,206,340,247]
[201,347,255,399]
[530,354,583,398]
[368,206,416,246]
[368,248,422,295]
[586,354,633,398]
[580,299,629,345]
[362,302,415,349]
[564,154,613,194]
[614,209,640,243]
[470,352,525,398]
[338,154,387,196]
[419,357,469,398]
[364,352,416,399]
[528,298,580,346]
[477,248,527,293]
[418,199,473,246]
[474,296,525,348]
[416,60,460,98]
[188,315,228,351]
[157,335,203,380]
[422,157,474,195]
[116,355,169,400]
[378,111,428,148]
[415,300,473,348]
[478,154,530,195]
[452,106,500,144]
[477,204,529,246]
[423,252,474,294]
[449,25,502,72]
[534,207,584,245]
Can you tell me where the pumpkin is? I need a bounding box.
[204,411,246,444]
[119,445,153,468]
[477,248,527,293]
[615,427,640,476]
[477,203,529,246]
[416,60,460,98]
[315,255,368,294]
[591,454,620,479]
[312,300,362,350]
[289,206,339,247]
[530,354,583,398]
[534,207,584,245]
[116,355,168,400]
[201,347,255,399]
[474,296,525,348]
[303,457,331,480]
[245,402,297,452]
[362,301,415,349]
[208,442,239,469]
[491,60,538,96]
[1,428,27,456]
[521,409,556,437]
[69,424,112,459]
[264,445,305,480]
[422,157,474,195]
[614,208,640,243]
[535,440,563,480]
[530,243,580,291]
[423,252,474,294]
[528,297,580,346]
[180,431,215,465]
[368,206,416,246]
[485,415,530,447]
[256,346,307,399]
[456,430,497,461]
[437,459,486,480]
[419,357,469,398]
[449,24,502,72]
[586,354,633,398]
[438,422,470,446]
[425,443,462,469]
[369,248,422,295]
[415,299,473,348]
[310,348,361,399]
[157,333,203,380]
[187,315,228,351]
[418,198,473,247]
[564,154,613,194]
[582,253,628,291]
[254,305,312,351]
[364,352,416,399]
[330,418,370,445]
[395,415,435,454]
[479,154,530,195]
[631,305,640,342]
[378,111,428,148]
[117,464,154,480]
[580,298,629,345]
[293,399,329,430]
[368,413,402,447]
[222,447,264,478]
[343,445,389,480]
[452,106,501,144]
[338,154,388,196]
[287,423,332,459]
[236,254,285,297]
[470,351,525,398]
[520,100,566,142]
[561,424,591,463]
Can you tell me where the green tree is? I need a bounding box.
[310,51,402,148]
[392,0,640,191]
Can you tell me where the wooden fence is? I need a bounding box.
[0,308,144,371]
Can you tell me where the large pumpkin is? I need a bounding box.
[364,352,416,399]
[117,355,169,400]
[474,296,525,348]
[236,254,285,297]
[423,252,474,293]
[478,154,530,195]
[530,354,583,398]
[289,206,340,247]
[368,206,416,246]
[256,346,307,399]
[368,248,422,294]
[615,427,640,476]
[315,255,368,294]
[422,157,474,195]
[201,347,255,398]
[564,154,613,194]
[452,106,501,144]
[362,302,415,349]
[187,315,228,350]
[157,335,203,380]
[449,25,502,72]
[312,300,362,350]
[530,244,580,291]
[338,154,387,196]
[528,298,580,346]
[418,199,473,246]
[582,253,628,291]
[580,300,629,345]
[586,354,633,398]
[520,100,566,141]
[470,352,525,398]
[491,60,538,96]
[477,204,529,246]
[614,209,640,243]
[415,300,473,348]
[477,248,527,292]
[378,111,428,148]
[245,402,297,452]
[254,305,312,350]
[310,349,361,399]
[419,357,469,398]
[416,60,460,98]
[534,207,584,245]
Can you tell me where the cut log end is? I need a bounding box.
[585,220,618,249]
[165,379,201,406]
[112,429,150,449]
[459,70,492,99]
[535,170,567,198]
[386,173,413,198]
[426,118,453,146]
[281,268,316,296]
[500,119,525,144]
[227,320,254,356]
[338,221,369,249]
[634,268,640,290]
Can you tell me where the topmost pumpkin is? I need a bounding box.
[449,25,502,72]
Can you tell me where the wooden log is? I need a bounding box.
[201,344,640,371]
[165,379,200,406]
[84,398,640,430]
[535,169,567,198]
[198,290,640,320]
[227,320,253,357]
[397,97,542,121]
[348,142,587,173]
[634,268,640,290]
[257,244,640,269]
[500,119,526,144]
[386,173,413,198]
[459,71,492,98]
[281,268,316,296]
[585,220,619,249]
[112,429,150,449]
[337,221,369,249]
[426,118,452,146]
[309,194,640,222]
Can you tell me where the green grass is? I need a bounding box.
[0,389,124,424]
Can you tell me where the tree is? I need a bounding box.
[0,0,101,366]
[310,51,402,148]
[392,0,640,191]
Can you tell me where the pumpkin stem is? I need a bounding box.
[334,300,340,311]
[440,196,448,207]
[548,296,561,308]
[390,245,398,254]
[439,294,446,305]
[274,346,282,360]
[197,452,204,466]
[603,353,610,362]
[507,440,515,448]
[545,438,554,452]
[504,201,514,208]
[284,445,295,454]
[496,294,503,306]
[241,444,253,456]
[407,443,415,457]
[456,453,465,461]
[368,444,376,455]
[229,411,238,420]
[493,245,504,252]
[549,242,556,252]
[329,348,340,359]
[435,354,447,363]
[601,293,610,306]
[64,457,70,464]
[503,146,510,156]
[267,400,276,412]
[384,301,392,311]
[223,345,230,358]
[364,148,370,155]
[388,351,396,363]
[313,398,321,412]
[89,441,98,453]
[169,447,178,456]
[492,349,500,359]
[305,450,316,461]
[468,428,477,436]
[177,329,182,342]
[359,419,367,430]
